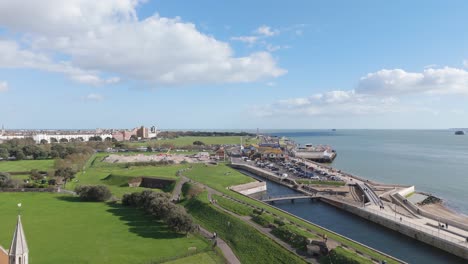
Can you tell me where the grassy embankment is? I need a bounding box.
[184,164,399,264]
[185,191,306,264]
[0,193,213,264]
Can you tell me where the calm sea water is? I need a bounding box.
[268,130,468,214]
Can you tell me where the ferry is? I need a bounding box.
[454,130,465,135]
[291,143,337,163]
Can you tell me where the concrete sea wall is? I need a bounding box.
[321,197,468,260]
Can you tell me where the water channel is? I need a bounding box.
[237,169,466,264]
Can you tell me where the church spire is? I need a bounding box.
[9,215,28,264]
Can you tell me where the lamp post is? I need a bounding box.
[395,203,397,221]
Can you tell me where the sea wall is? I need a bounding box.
[320,197,468,260]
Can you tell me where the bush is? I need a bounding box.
[0,172,15,188]
[320,247,373,264]
[75,185,112,202]
[251,213,274,228]
[274,218,287,226]
[271,225,308,249]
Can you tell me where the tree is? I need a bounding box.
[75,185,112,201]
[105,137,112,142]
[146,146,153,152]
[130,135,138,141]
[0,148,9,160]
[89,136,103,142]
[40,139,48,144]
[193,141,205,146]
[55,167,76,185]
[165,207,196,234]
[0,172,14,188]
[59,138,69,143]
[14,149,25,160]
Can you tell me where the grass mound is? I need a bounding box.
[185,193,305,264]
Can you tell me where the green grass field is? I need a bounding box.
[66,153,189,197]
[0,159,54,172]
[0,193,209,264]
[184,163,255,190]
[183,164,398,264]
[129,136,258,147]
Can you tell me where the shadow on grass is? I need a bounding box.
[54,195,184,239]
[106,203,185,239]
[55,195,83,202]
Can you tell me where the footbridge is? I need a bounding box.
[356,182,383,207]
[261,194,316,203]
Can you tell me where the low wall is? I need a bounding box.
[321,197,468,260]
[230,181,267,196]
[397,186,415,197]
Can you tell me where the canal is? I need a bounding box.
[238,169,466,264]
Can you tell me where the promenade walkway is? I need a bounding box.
[171,176,241,264]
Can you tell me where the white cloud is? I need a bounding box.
[231,36,258,44]
[0,40,119,85]
[463,60,468,68]
[0,81,8,92]
[84,93,104,101]
[0,0,285,86]
[256,25,279,37]
[357,67,468,95]
[254,65,468,118]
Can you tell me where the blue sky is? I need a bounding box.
[0,0,467,129]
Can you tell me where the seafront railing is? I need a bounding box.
[364,207,468,248]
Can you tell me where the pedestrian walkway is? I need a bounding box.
[171,176,241,264]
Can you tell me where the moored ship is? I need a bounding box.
[291,143,337,163]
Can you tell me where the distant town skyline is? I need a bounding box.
[0,0,468,129]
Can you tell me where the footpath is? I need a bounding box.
[172,176,241,264]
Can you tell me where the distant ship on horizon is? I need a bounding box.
[455,130,465,135]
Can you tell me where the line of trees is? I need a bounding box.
[122,190,195,234]
[158,131,255,139]
[0,138,112,161]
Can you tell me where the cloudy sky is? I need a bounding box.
[0,0,467,129]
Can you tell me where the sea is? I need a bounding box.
[268,129,468,215]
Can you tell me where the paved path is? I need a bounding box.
[198,225,241,264]
[171,176,241,264]
[171,176,190,201]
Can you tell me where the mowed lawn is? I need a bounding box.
[67,154,187,197]
[0,159,54,172]
[184,163,255,190]
[0,193,209,264]
[130,136,258,147]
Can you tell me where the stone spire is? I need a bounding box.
[9,215,28,264]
